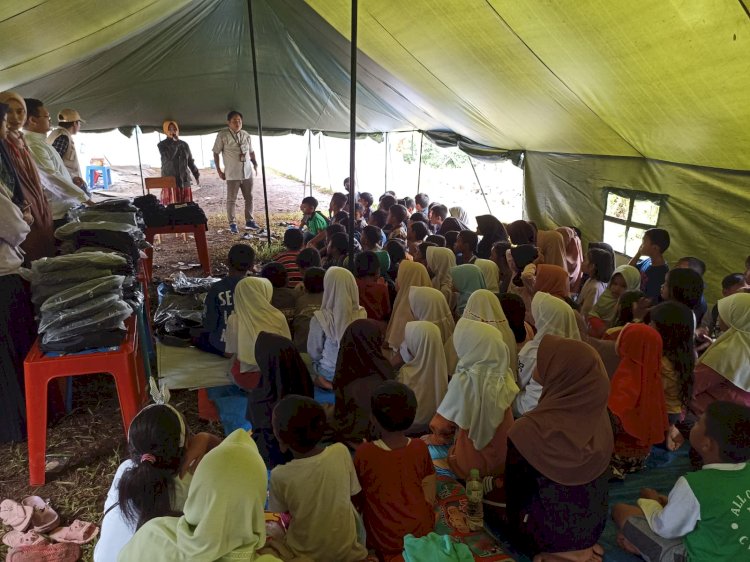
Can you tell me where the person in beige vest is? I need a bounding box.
[47,108,87,193]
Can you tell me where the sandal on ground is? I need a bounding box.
[21,496,60,533]
[2,529,49,548]
[0,500,33,532]
[6,542,81,562]
[48,519,99,544]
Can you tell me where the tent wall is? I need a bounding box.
[523,152,750,302]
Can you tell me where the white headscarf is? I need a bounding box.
[462,289,518,372]
[398,321,449,426]
[474,258,500,293]
[515,291,581,415]
[118,429,279,562]
[230,277,290,368]
[426,246,456,303]
[385,261,432,351]
[449,206,470,225]
[437,318,519,450]
[699,293,750,391]
[408,286,455,343]
[313,266,366,343]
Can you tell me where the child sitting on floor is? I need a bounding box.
[269,395,368,561]
[354,251,391,323]
[354,381,436,561]
[629,227,670,304]
[299,195,329,242]
[613,401,750,562]
[358,192,374,222]
[200,244,254,355]
[293,247,321,293]
[261,262,298,325]
[272,228,304,287]
[326,231,349,269]
[292,267,325,354]
[95,399,221,562]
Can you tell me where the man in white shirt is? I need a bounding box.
[212,110,258,235]
[47,108,87,193]
[23,98,90,228]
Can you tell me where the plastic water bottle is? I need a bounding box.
[465,468,484,531]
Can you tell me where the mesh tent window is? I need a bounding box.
[602,188,664,257]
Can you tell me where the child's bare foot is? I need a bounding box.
[617,532,642,555]
[667,425,685,451]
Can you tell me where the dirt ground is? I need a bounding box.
[0,166,329,561]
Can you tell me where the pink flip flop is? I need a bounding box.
[6,542,81,562]
[48,519,99,544]
[2,529,49,548]
[0,500,33,532]
[21,496,60,533]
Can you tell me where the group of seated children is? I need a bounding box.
[176,186,750,560]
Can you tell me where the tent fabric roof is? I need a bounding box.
[2,0,749,171]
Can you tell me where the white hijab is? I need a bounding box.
[474,258,500,293]
[699,292,750,391]
[515,291,581,415]
[426,246,456,303]
[398,321,449,426]
[437,318,519,450]
[313,266,367,343]
[449,206,470,225]
[408,286,456,343]
[230,277,290,368]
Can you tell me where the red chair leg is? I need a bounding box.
[194,228,212,276]
[25,373,51,486]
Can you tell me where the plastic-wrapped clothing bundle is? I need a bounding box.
[73,247,134,275]
[165,202,208,225]
[75,210,140,227]
[133,194,169,227]
[54,221,147,262]
[170,271,220,294]
[40,329,127,354]
[39,293,123,333]
[88,198,139,212]
[31,252,127,274]
[40,275,125,313]
[41,300,132,344]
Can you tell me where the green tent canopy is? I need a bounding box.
[2,0,749,298]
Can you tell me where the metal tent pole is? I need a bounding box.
[246,0,272,246]
[384,131,388,193]
[347,0,358,271]
[308,129,313,197]
[416,131,424,194]
[468,156,492,214]
[303,131,310,196]
[134,125,145,195]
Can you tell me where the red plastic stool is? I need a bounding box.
[23,316,147,486]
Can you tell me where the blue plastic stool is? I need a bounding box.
[86,165,112,189]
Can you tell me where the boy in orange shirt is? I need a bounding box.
[354,382,436,561]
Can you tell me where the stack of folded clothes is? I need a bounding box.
[153,273,219,347]
[132,195,208,227]
[55,221,147,264]
[133,194,169,227]
[30,253,134,353]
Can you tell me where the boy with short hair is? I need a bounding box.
[260,262,297,323]
[270,395,368,561]
[415,193,430,217]
[386,204,408,241]
[699,273,748,338]
[629,227,671,304]
[299,196,328,241]
[202,244,254,354]
[402,196,416,214]
[329,192,349,220]
[292,267,325,353]
[354,381,436,560]
[407,221,429,256]
[454,230,478,264]
[326,231,349,269]
[429,204,448,232]
[612,401,750,562]
[358,192,374,221]
[273,228,304,287]
[354,251,391,322]
[361,225,384,252]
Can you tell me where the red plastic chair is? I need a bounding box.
[23,316,147,486]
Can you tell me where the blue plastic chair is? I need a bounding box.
[86,165,112,189]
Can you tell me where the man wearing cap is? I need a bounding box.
[212,110,259,235]
[47,108,87,193]
[23,99,90,229]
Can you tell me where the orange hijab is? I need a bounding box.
[534,264,570,299]
[608,323,669,446]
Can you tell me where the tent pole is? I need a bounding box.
[416,131,424,195]
[246,0,272,246]
[135,125,145,195]
[308,129,313,197]
[384,131,388,193]
[468,156,492,214]
[347,0,358,271]
[303,130,310,196]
